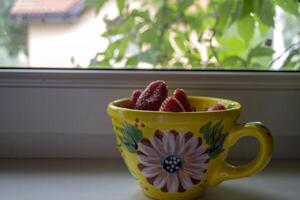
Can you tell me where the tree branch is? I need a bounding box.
[268,40,300,67]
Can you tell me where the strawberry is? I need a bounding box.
[159,97,185,112]
[173,89,193,112]
[130,89,142,108]
[207,103,226,111]
[135,80,168,111]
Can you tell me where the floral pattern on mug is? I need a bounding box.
[137,130,209,193]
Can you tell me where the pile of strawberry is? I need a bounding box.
[129,80,225,112]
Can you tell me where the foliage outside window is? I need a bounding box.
[90,0,300,70]
[0,0,299,70]
[0,0,27,66]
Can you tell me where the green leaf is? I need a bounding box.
[248,46,274,61]
[117,0,125,13]
[240,0,257,18]
[126,56,139,67]
[140,28,157,44]
[219,36,246,56]
[90,59,111,68]
[132,10,150,20]
[86,0,106,13]
[281,49,300,69]
[217,0,236,33]
[275,0,299,16]
[178,0,194,13]
[117,39,128,60]
[237,16,255,44]
[138,47,158,64]
[222,56,247,69]
[175,32,187,52]
[258,22,270,35]
[200,122,212,135]
[230,0,243,25]
[255,0,275,27]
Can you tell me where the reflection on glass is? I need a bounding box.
[1,0,299,70]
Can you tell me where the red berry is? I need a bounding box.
[173,89,193,112]
[207,103,226,111]
[159,97,185,112]
[135,80,168,111]
[130,89,142,108]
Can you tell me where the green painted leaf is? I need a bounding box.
[117,122,143,153]
[275,0,299,16]
[123,131,135,145]
[117,135,125,143]
[115,126,123,132]
[200,120,229,159]
[237,16,255,44]
[124,143,138,153]
[200,122,212,134]
[209,148,224,158]
[123,122,143,143]
[214,132,228,150]
[255,0,275,27]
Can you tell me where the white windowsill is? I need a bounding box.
[0,159,298,200]
[0,69,299,159]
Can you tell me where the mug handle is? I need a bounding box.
[209,122,273,186]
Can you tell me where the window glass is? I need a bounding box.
[1,0,299,70]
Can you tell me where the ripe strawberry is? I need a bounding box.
[207,103,226,111]
[159,97,185,112]
[173,89,193,112]
[130,89,142,109]
[135,80,168,111]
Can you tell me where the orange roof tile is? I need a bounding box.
[10,0,82,15]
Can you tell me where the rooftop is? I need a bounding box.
[10,0,84,22]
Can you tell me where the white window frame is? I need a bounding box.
[0,69,299,159]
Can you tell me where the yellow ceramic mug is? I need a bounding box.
[107,96,273,200]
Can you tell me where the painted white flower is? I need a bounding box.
[137,130,209,193]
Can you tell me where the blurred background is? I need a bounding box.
[1,0,299,70]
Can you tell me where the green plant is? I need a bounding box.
[89,0,300,70]
[0,0,27,57]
